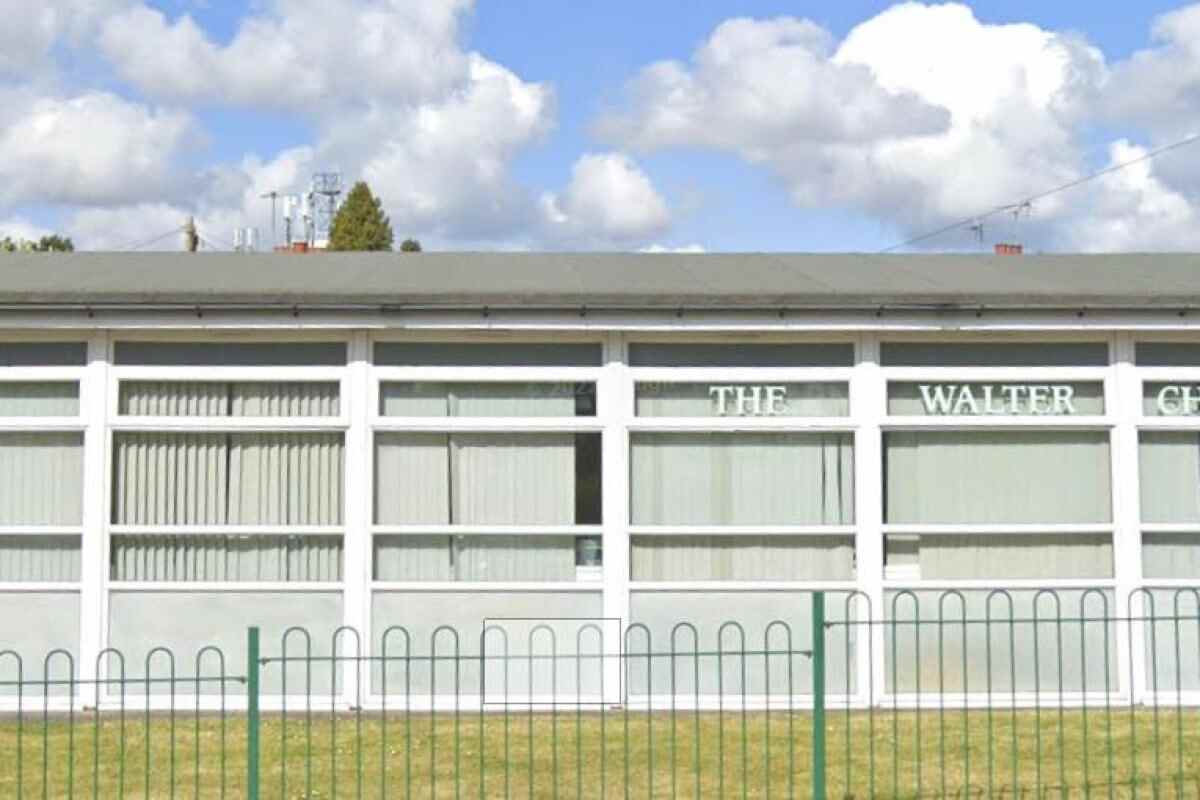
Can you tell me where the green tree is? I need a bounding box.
[399,238,422,252]
[0,234,73,252]
[327,182,394,251]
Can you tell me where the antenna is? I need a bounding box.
[309,172,342,248]
[282,196,299,246]
[259,190,280,248]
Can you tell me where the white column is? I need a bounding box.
[1111,332,1145,702]
[342,331,371,707]
[852,333,886,706]
[78,332,110,708]
[599,332,630,705]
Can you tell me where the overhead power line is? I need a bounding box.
[878,132,1200,253]
[112,226,185,252]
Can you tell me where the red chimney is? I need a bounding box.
[994,243,1023,255]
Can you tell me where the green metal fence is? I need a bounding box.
[2,587,1199,797]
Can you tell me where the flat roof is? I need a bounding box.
[0,252,1197,309]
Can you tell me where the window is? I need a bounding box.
[375,342,601,367]
[884,431,1111,525]
[888,381,1104,416]
[380,382,594,417]
[0,382,78,416]
[110,534,342,582]
[629,342,853,367]
[631,535,855,581]
[375,432,600,525]
[881,342,1108,367]
[631,432,853,525]
[0,432,84,525]
[120,381,339,417]
[636,382,848,417]
[114,341,346,366]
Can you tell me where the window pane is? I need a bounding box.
[380,382,594,417]
[1143,383,1200,417]
[375,342,601,366]
[114,341,346,366]
[0,342,86,367]
[0,432,83,525]
[110,534,342,582]
[374,433,601,525]
[0,593,79,696]
[888,381,1103,416]
[113,432,344,525]
[636,382,848,416]
[884,431,1111,524]
[631,433,854,525]
[881,342,1107,367]
[0,382,79,416]
[120,381,340,416]
[373,534,578,581]
[631,535,855,580]
[0,535,80,581]
[884,534,1113,579]
[1143,533,1200,579]
[1136,342,1200,366]
[629,342,853,367]
[1140,432,1200,523]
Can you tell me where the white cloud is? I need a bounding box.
[99,0,474,112]
[599,3,1106,240]
[540,153,671,245]
[0,90,194,207]
[0,0,131,76]
[640,243,706,253]
[0,216,53,242]
[1063,140,1200,251]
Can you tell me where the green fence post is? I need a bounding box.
[247,626,261,800]
[812,591,827,800]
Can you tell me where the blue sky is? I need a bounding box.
[1,1,1199,251]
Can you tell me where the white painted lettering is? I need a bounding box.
[709,385,735,415]
[952,386,980,415]
[765,385,788,415]
[1029,385,1050,415]
[918,384,956,415]
[1051,385,1076,415]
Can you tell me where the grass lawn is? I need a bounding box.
[2,707,1199,797]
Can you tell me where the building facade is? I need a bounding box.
[1,252,1199,708]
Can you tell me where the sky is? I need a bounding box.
[1,0,1199,252]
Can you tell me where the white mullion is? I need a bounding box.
[78,332,108,707]
[0,583,81,592]
[372,366,602,382]
[882,523,1114,536]
[0,526,81,536]
[109,525,344,536]
[108,582,343,592]
[600,331,630,706]
[0,419,85,432]
[626,418,854,432]
[1112,332,1145,702]
[880,418,1112,431]
[882,579,1118,590]
[628,525,855,536]
[1136,418,1200,430]
[111,418,347,432]
[109,366,342,381]
[629,367,854,382]
[372,525,601,536]
[1140,523,1200,534]
[881,366,1110,381]
[370,581,599,592]
[629,581,860,592]
[1135,367,1200,381]
[0,368,85,381]
[343,332,369,708]
[370,418,603,433]
[853,332,886,708]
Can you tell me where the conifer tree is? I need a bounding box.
[328,182,394,251]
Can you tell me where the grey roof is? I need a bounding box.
[0,252,1198,309]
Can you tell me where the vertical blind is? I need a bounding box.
[630,433,854,525]
[0,433,83,525]
[1142,533,1200,578]
[0,382,79,416]
[120,381,339,417]
[375,433,576,524]
[631,535,855,581]
[885,431,1111,524]
[1139,432,1200,522]
[373,535,577,581]
[0,535,80,581]
[110,534,342,582]
[113,432,344,525]
[885,534,1113,579]
[380,382,587,417]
